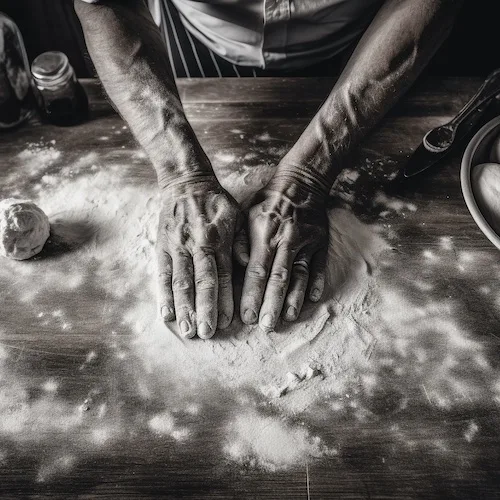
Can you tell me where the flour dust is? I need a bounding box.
[1,141,499,476]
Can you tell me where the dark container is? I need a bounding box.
[31,51,88,126]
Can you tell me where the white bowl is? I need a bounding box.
[461,115,500,250]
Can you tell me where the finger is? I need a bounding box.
[283,252,312,321]
[259,245,295,330]
[157,249,175,322]
[240,239,275,325]
[172,251,196,338]
[193,249,218,339]
[309,247,328,302]
[233,227,249,266]
[216,251,233,330]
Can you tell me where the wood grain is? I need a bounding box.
[0,77,499,499]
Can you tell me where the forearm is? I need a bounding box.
[278,0,462,192]
[75,0,213,189]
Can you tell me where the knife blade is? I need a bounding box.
[403,94,500,178]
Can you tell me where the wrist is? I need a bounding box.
[145,117,215,191]
[155,131,215,191]
[267,164,332,203]
[158,168,217,192]
[283,112,343,183]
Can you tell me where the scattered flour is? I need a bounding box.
[256,132,271,142]
[335,168,360,185]
[2,142,61,191]
[214,152,236,164]
[0,143,498,477]
[423,250,438,261]
[374,191,417,214]
[0,382,82,437]
[16,142,61,174]
[217,162,275,206]
[36,455,76,483]
[464,421,479,443]
[224,409,336,471]
[149,411,191,441]
[439,236,453,250]
[42,379,59,393]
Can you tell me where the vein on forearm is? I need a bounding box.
[283,0,462,186]
[75,0,211,188]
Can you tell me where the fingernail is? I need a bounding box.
[311,288,321,302]
[261,313,274,328]
[198,322,213,339]
[218,313,230,329]
[243,309,257,324]
[161,306,174,321]
[285,306,297,320]
[180,320,191,337]
[240,253,250,264]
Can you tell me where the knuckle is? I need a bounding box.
[158,259,172,275]
[247,264,268,279]
[269,265,289,284]
[196,281,217,291]
[172,276,191,291]
[158,269,172,279]
[248,205,261,219]
[234,240,247,251]
[195,272,217,289]
[193,248,216,263]
[158,273,172,288]
[218,272,232,288]
[177,305,195,318]
[234,231,248,244]
[293,264,309,278]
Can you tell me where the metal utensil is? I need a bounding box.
[403,94,499,178]
[423,68,500,153]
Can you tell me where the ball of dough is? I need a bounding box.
[471,163,500,236]
[0,198,50,260]
[490,133,500,163]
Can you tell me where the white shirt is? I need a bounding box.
[80,0,383,69]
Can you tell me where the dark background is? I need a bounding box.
[0,0,499,78]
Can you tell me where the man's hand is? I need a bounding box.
[157,176,241,339]
[240,167,329,331]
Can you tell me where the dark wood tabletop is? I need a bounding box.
[0,77,500,499]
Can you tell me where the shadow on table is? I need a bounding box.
[33,219,99,260]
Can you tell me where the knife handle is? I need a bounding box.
[450,68,500,127]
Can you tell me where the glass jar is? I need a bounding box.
[31,51,88,126]
[0,13,36,130]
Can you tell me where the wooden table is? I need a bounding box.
[0,78,499,499]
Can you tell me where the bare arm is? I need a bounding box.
[74,0,212,187]
[242,0,463,330]
[278,0,463,187]
[75,0,241,339]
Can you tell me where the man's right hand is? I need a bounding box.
[156,175,242,339]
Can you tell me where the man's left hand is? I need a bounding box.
[238,167,329,330]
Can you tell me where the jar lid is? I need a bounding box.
[31,51,71,86]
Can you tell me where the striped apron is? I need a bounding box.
[156,0,345,78]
